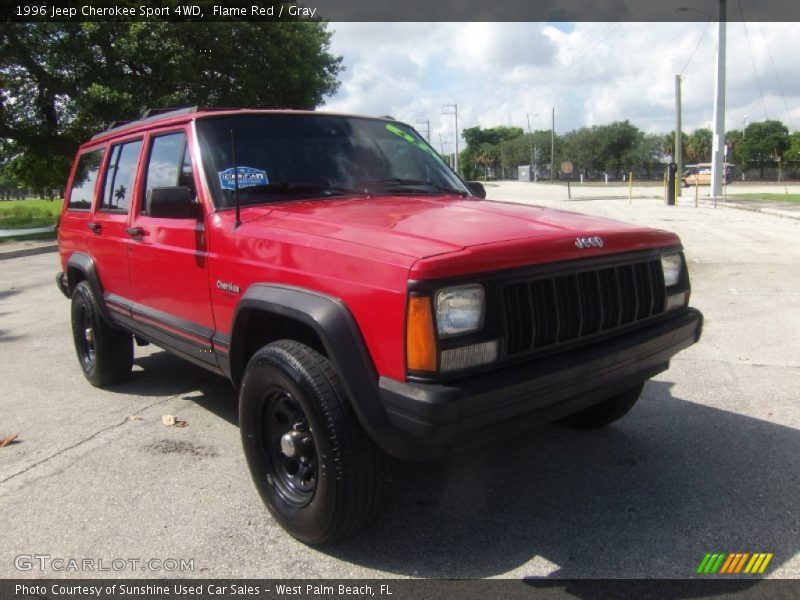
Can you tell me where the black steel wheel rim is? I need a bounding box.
[259,388,317,508]
[78,305,96,370]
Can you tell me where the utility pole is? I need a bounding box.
[442,104,459,175]
[526,112,535,182]
[675,74,683,195]
[710,0,727,198]
[438,133,451,168]
[550,107,555,182]
[415,118,430,142]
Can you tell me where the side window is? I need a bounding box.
[143,132,195,213]
[100,139,142,212]
[68,149,103,210]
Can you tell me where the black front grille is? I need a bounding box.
[502,259,666,356]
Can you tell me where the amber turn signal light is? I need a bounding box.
[406,295,437,372]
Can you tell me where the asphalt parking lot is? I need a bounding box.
[1,182,799,579]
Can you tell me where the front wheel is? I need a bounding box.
[558,383,644,430]
[239,340,387,545]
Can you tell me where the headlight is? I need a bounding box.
[435,285,485,338]
[661,254,682,287]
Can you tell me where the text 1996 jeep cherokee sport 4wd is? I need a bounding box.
[57,108,702,544]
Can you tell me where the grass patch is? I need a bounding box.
[546,180,665,188]
[0,198,63,229]
[728,193,800,203]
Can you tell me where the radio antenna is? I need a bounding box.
[230,129,241,229]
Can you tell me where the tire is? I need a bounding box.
[239,340,387,545]
[70,281,133,387]
[558,383,644,430]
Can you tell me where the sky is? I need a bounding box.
[322,22,800,152]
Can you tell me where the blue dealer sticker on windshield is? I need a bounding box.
[219,166,268,190]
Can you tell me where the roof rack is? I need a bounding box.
[92,106,199,140]
[140,107,192,119]
[106,120,133,130]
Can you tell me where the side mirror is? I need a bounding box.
[465,181,487,199]
[148,187,200,219]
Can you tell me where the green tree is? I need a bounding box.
[498,130,557,178]
[460,125,523,179]
[685,128,712,164]
[786,131,800,167]
[725,129,744,169]
[737,120,790,178]
[561,121,642,178]
[601,121,641,176]
[624,133,668,179]
[475,143,501,180]
[663,131,688,164]
[0,20,343,191]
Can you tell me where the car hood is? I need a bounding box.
[245,194,680,277]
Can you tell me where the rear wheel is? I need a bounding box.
[70,281,133,387]
[239,340,387,545]
[558,384,644,430]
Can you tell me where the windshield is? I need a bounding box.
[195,114,469,208]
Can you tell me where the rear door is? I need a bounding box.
[59,147,104,259]
[88,137,143,305]
[126,128,216,368]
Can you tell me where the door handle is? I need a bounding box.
[87,222,101,233]
[125,226,146,237]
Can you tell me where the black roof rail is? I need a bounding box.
[91,106,198,140]
[140,107,194,119]
[105,120,133,131]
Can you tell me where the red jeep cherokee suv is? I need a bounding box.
[57,107,702,543]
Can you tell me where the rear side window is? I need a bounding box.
[68,149,103,210]
[100,139,142,212]
[142,132,195,212]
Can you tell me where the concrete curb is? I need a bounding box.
[678,198,800,221]
[0,243,58,261]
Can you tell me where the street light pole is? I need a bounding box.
[675,74,683,197]
[550,107,555,182]
[710,0,727,198]
[526,112,535,182]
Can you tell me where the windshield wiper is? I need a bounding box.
[353,178,468,196]
[235,182,366,203]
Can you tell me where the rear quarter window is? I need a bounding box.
[67,149,104,210]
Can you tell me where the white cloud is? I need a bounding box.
[323,21,800,148]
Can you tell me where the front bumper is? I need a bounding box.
[376,307,702,460]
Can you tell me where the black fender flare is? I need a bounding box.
[229,284,404,457]
[65,252,114,325]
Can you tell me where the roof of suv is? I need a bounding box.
[89,107,396,144]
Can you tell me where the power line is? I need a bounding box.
[739,20,769,120]
[751,6,795,129]
[680,20,712,75]
[414,118,430,141]
[442,104,459,174]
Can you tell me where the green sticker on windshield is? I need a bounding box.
[385,123,437,158]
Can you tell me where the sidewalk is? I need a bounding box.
[489,181,800,221]
[0,238,58,261]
